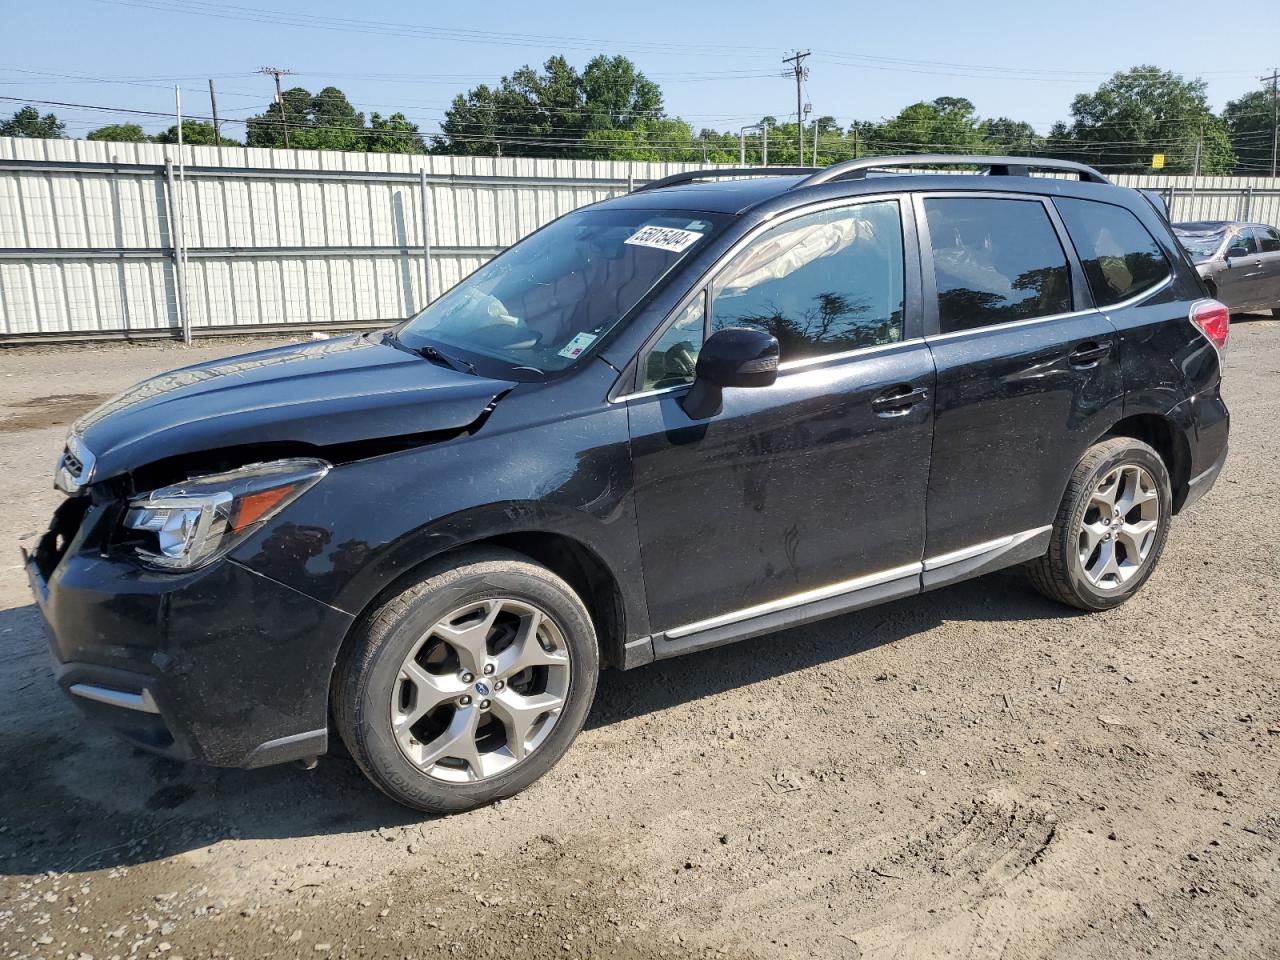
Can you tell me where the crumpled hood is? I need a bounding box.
[71,335,514,483]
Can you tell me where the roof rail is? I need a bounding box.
[632,167,813,193]
[795,155,1111,187]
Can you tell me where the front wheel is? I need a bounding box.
[1026,437,1172,611]
[333,548,599,813]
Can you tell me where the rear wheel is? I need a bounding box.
[333,548,599,812]
[1026,437,1172,611]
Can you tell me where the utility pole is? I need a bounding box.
[258,66,293,148]
[208,79,221,145]
[782,50,810,166]
[1193,125,1202,179]
[1264,68,1280,178]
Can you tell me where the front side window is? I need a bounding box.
[709,200,905,362]
[924,197,1071,333]
[1056,198,1172,307]
[642,294,705,390]
[1230,229,1259,255]
[398,208,724,378]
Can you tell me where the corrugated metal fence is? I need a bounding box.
[2,136,1279,342]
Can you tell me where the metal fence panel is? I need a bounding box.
[4,136,1280,341]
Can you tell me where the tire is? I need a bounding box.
[333,547,599,813]
[1026,437,1173,612]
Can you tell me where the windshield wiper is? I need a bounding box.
[417,344,478,376]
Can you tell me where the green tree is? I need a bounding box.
[865,98,988,155]
[151,120,238,146]
[1,106,64,139]
[983,117,1043,155]
[246,86,318,148]
[1053,66,1234,174]
[435,55,665,159]
[1223,88,1276,173]
[86,122,148,142]
[367,112,427,154]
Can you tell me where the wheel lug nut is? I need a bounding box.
[479,699,491,710]
[460,695,472,705]
[495,680,505,690]
[482,663,495,675]
[460,672,474,683]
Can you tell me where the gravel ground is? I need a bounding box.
[1,322,1277,960]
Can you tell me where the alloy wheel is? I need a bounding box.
[389,598,571,782]
[1078,464,1160,591]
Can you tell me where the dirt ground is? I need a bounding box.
[0,323,1277,960]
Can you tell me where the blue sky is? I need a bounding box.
[5,0,1279,144]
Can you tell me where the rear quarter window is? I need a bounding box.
[1055,198,1172,307]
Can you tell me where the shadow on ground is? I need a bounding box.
[0,563,1081,877]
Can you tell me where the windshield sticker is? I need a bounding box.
[624,225,703,253]
[557,332,599,360]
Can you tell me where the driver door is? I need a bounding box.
[625,197,935,649]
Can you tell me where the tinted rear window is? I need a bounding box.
[1056,198,1171,307]
[923,197,1071,333]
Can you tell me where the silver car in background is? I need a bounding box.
[1174,220,1280,316]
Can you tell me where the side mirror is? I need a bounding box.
[1226,244,1250,261]
[681,327,780,420]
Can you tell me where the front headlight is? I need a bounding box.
[123,458,329,570]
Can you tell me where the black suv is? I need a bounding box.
[26,156,1230,812]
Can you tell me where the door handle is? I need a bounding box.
[871,384,929,416]
[1068,340,1112,368]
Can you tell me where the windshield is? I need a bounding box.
[1174,229,1226,262]
[397,207,724,377]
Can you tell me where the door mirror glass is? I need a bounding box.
[680,327,779,419]
[1226,244,1250,260]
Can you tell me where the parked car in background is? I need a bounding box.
[27,155,1230,813]
[1174,220,1280,316]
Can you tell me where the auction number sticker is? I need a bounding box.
[557,331,599,359]
[624,225,703,253]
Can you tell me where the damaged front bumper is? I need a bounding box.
[24,497,354,768]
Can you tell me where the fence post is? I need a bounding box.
[1244,185,1255,221]
[1167,184,1176,222]
[163,158,190,342]
[419,167,433,306]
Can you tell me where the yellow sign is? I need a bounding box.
[1152,153,1166,170]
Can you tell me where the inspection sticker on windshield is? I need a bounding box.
[625,225,703,253]
[557,332,598,360]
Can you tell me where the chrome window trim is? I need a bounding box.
[661,525,1053,640]
[925,308,1096,344]
[612,335,929,403]
[1098,272,1174,312]
[923,273,1172,345]
[776,336,925,372]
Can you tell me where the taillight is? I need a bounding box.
[1190,299,1229,353]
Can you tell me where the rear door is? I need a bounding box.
[1247,226,1280,309]
[915,193,1123,580]
[627,196,935,640]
